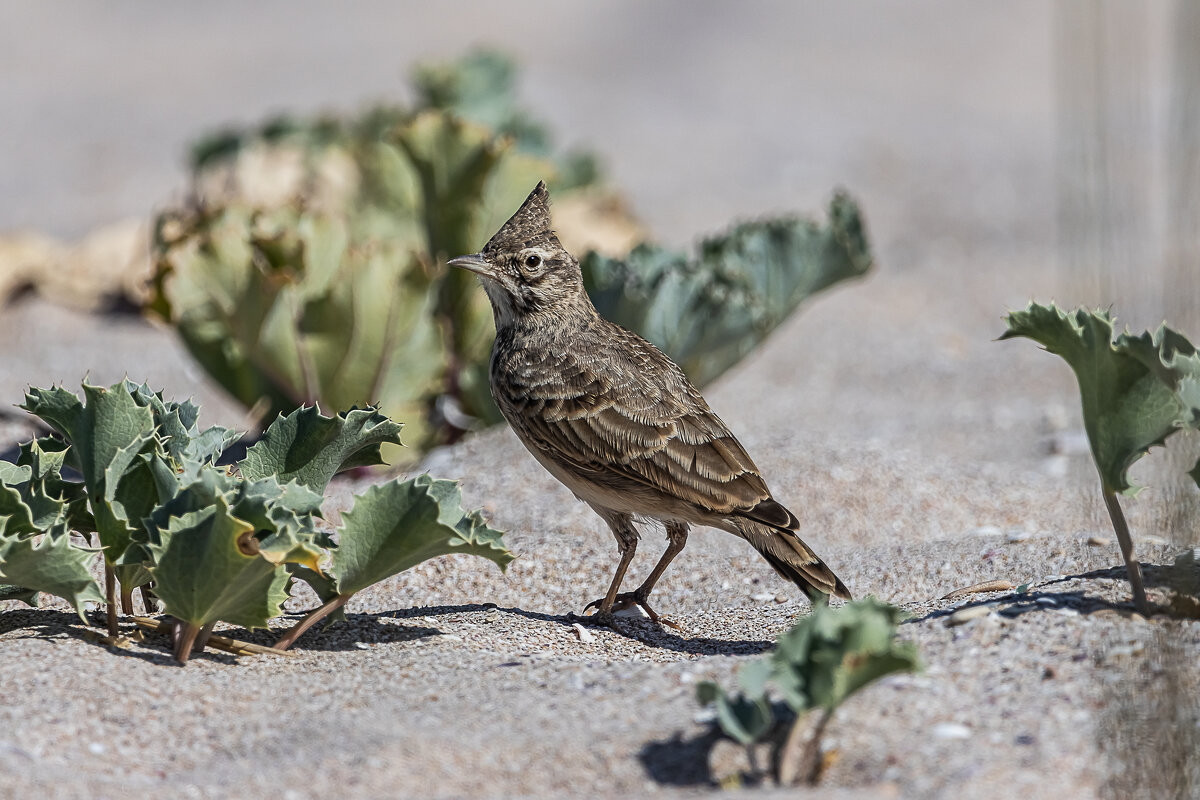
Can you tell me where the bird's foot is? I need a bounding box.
[582,592,683,630]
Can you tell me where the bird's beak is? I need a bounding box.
[447,253,494,278]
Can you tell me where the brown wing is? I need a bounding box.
[498,322,786,522]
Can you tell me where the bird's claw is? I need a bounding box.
[582,592,683,630]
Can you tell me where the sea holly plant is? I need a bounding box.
[697,599,919,786]
[1002,303,1200,614]
[0,380,513,664]
[150,50,592,460]
[583,192,872,387]
[150,50,875,463]
[273,475,513,649]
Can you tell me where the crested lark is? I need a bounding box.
[449,182,850,625]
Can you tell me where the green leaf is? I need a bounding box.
[147,496,289,629]
[331,474,512,596]
[737,656,773,699]
[239,406,404,492]
[287,564,347,627]
[0,438,89,537]
[770,598,918,713]
[21,383,159,562]
[0,584,39,606]
[713,690,774,746]
[0,532,103,622]
[124,379,240,465]
[695,680,722,707]
[412,49,600,190]
[699,598,918,740]
[583,193,872,387]
[16,437,91,532]
[1001,303,1200,493]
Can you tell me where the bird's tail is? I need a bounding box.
[730,518,852,602]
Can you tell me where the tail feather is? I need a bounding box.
[731,517,852,601]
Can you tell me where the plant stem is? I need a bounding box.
[799,708,834,785]
[1102,484,1150,614]
[131,616,290,657]
[120,585,134,616]
[777,712,809,786]
[194,621,217,653]
[139,584,156,614]
[779,708,834,786]
[174,621,201,664]
[274,593,351,650]
[104,563,118,637]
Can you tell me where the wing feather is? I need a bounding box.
[498,328,774,517]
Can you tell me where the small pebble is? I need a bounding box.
[931,722,971,740]
[946,604,994,627]
[87,742,105,755]
[1107,643,1146,659]
[571,623,595,644]
[1086,535,1108,547]
[1005,530,1032,543]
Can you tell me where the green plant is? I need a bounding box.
[152,117,557,457]
[584,192,871,387]
[149,50,875,465]
[1002,303,1200,613]
[153,51,601,459]
[697,598,919,786]
[0,380,512,663]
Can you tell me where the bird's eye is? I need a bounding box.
[524,254,543,270]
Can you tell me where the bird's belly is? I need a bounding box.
[512,432,728,529]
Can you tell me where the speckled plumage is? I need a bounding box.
[449,182,849,623]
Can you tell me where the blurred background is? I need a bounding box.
[0,0,1059,438]
[1,0,1197,460]
[1,0,1197,466]
[2,1,1049,248]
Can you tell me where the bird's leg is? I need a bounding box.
[618,521,689,628]
[583,512,639,624]
[587,521,689,628]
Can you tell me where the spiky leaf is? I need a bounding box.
[771,598,918,712]
[0,532,103,621]
[1001,303,1200,493]
[21,383,158,561]
[8,438,91,533]
[698,598,919,746]
[124,379,240,465]
[147,497,289,630]
[582,192,872,387]
[239,406,404,492]
[331,474,512,596]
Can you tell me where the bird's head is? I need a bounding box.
[448,181,587,329]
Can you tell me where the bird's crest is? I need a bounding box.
[484,181,557,255]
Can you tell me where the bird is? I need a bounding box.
[448,182,851,625]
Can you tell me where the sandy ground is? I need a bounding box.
[4,3,1199,799]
